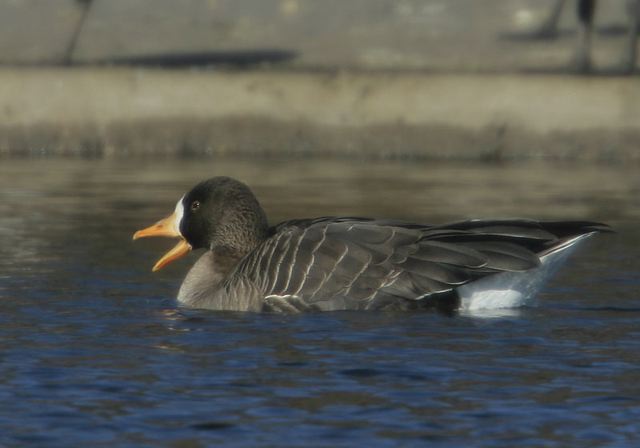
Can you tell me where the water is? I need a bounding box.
[0,158,638,447]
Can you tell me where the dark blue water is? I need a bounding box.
[1,159,638,446]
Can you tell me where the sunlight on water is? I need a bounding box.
[0,157,638,446]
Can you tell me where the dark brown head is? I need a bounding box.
[133,177,268,271]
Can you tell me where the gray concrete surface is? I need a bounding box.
[0,68,638,161]
[1,0,637,72]
[0,1,637,160]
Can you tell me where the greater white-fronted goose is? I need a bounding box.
[133,177,610,313]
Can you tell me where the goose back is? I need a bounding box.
[182,218,607,312]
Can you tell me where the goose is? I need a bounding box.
[133,177,610,313]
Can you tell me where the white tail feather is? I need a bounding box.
[458,233,595,313]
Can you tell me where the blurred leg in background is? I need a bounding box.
[573,0,596,72]
[521,0,636,74]
[621,0,639,73]
[64,0,93,65]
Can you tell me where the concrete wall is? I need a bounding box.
[0,1,638,160]
[1,68,638,161]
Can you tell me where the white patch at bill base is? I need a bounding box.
[173,195,185,235]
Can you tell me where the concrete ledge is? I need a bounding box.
[0,68,638,161]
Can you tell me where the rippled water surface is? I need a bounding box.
[0,158,639,447]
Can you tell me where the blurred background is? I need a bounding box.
[0,0,638,159]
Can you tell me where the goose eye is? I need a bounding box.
[191,201,200,211]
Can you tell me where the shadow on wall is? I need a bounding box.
[22,0,299,69]
[72,0,640,73]
[1,0,638,74]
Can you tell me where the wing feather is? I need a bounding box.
[233,217,607,312]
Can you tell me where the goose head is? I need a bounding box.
[133,176,268,271]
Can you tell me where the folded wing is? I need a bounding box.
[231,218,608,312]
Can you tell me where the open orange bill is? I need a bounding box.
[133,211,191,272]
